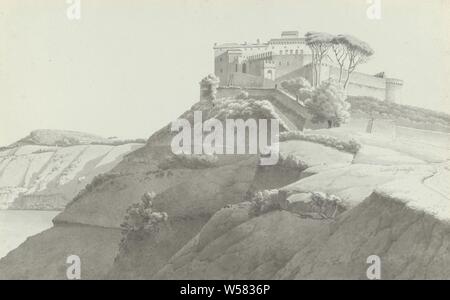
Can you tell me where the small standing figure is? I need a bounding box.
[366,117,374,133]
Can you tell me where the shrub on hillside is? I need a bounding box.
[305,80,351,128]
[191,97,289,130]
[277,154,308,171]
[279,131,361,154]
[249,189,281,217]
[200,74,220,101]
[235,90,249,100]
[119,192,169,252]
[298,87,314,102]
[85,172,121,190]
[280,77,312,101]
[306,192,346,219]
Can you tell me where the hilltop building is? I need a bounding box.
[213,31,403,103]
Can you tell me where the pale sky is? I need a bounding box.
[1,0,449,146]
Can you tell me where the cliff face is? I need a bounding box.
[0,131,144,210]
[152,127,450,279]
[155,192,450,280]
[126,126,450,280]
[0,98,449,279]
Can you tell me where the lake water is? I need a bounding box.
[0,210,59,259]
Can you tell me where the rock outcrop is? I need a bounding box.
[1,102,449,280]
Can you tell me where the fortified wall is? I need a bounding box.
[214,30,403,103]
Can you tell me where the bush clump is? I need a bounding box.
[235,90,249,100]
[280,77,313,102]
[300,192,346,220]
[249,189,281,217]
[191,97,289,130]
[119,192,169,251]
[277,154,308,171]
[305,80,351,128]
[200,74,220,101]
[279,131,361,154]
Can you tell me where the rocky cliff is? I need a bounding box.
[0,98,449,279]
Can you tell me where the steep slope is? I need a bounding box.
[1,97,449,279]
[156,190,450,279]
[0,132,144,210]
[108,131,362,278]
[0,97,296,279]
[154,132,450,279]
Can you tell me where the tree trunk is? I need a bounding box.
[344,56,355,89]
[313,61,317,87]
[327,120,332,128]
[343,71,351,89]
[317,58,321,85]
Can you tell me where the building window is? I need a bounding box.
[220,69,223,73]
[279,50,282,55]
[242,63,247,73]
[279,62,282,66]
[285,50,289,55]
[219,58,222,62]
[295,50,298,55]
[290,50,293,54]
[235,64,238,72]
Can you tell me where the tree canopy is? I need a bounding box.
[332,34,374,57]
[304,32,374,89]
[305,79,351,128]
[305,32,335,87]
[200,74,220,101]
[305,31,335,44]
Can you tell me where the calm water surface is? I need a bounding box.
[0,210,59,259]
